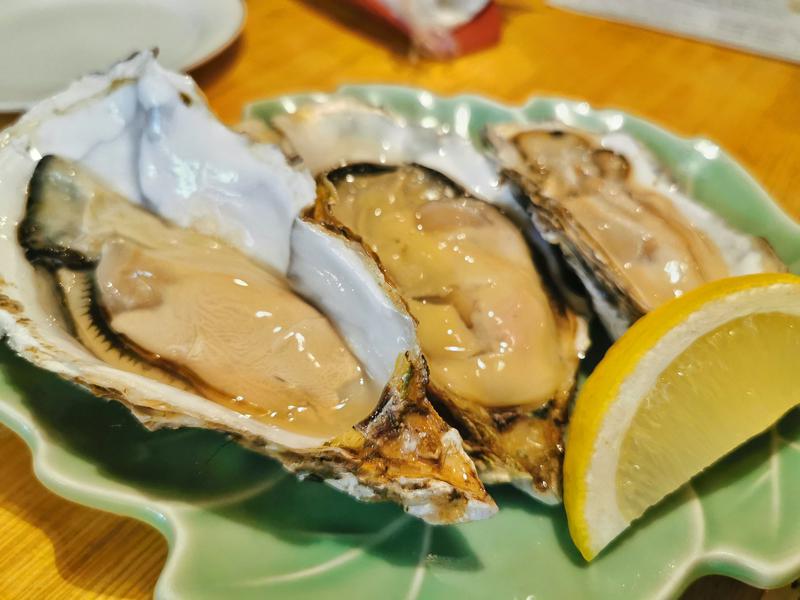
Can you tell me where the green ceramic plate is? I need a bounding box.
[2,86,800,600]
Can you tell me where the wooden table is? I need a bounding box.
[1,1,798,598]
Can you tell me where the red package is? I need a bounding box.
[347,0,502,57]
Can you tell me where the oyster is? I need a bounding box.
[268,100,589,503]
[488,124,786,338]
[0,53,496,523]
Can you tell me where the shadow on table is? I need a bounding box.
[297,0,411,56]
[0,427,166,599]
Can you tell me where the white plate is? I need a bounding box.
[0,0,245,111]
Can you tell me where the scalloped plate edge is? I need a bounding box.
[0,85,795,599]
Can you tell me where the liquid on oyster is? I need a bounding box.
[510,130,734,311]
[325,165,574,409]
[22,158,377,440]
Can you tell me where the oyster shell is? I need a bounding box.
[267,100,589,504]
[0,53,496,523]
[487,124,786,338]
[255,97,525,221]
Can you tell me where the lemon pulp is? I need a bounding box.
[617,311,800,521]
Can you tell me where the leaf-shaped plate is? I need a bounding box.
[1,87,799,600]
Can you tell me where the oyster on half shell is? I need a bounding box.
[0,53,496,524]
[487,124,786,338]
[265,99,589,504]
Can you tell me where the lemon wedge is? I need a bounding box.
[564,273,800,561]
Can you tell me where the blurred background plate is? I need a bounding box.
[0,0,244,111]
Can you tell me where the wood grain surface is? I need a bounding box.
[0,1,799,598]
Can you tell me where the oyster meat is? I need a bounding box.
[488,124,786,338]
[0,53,496,523]
[269,101,589,503]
